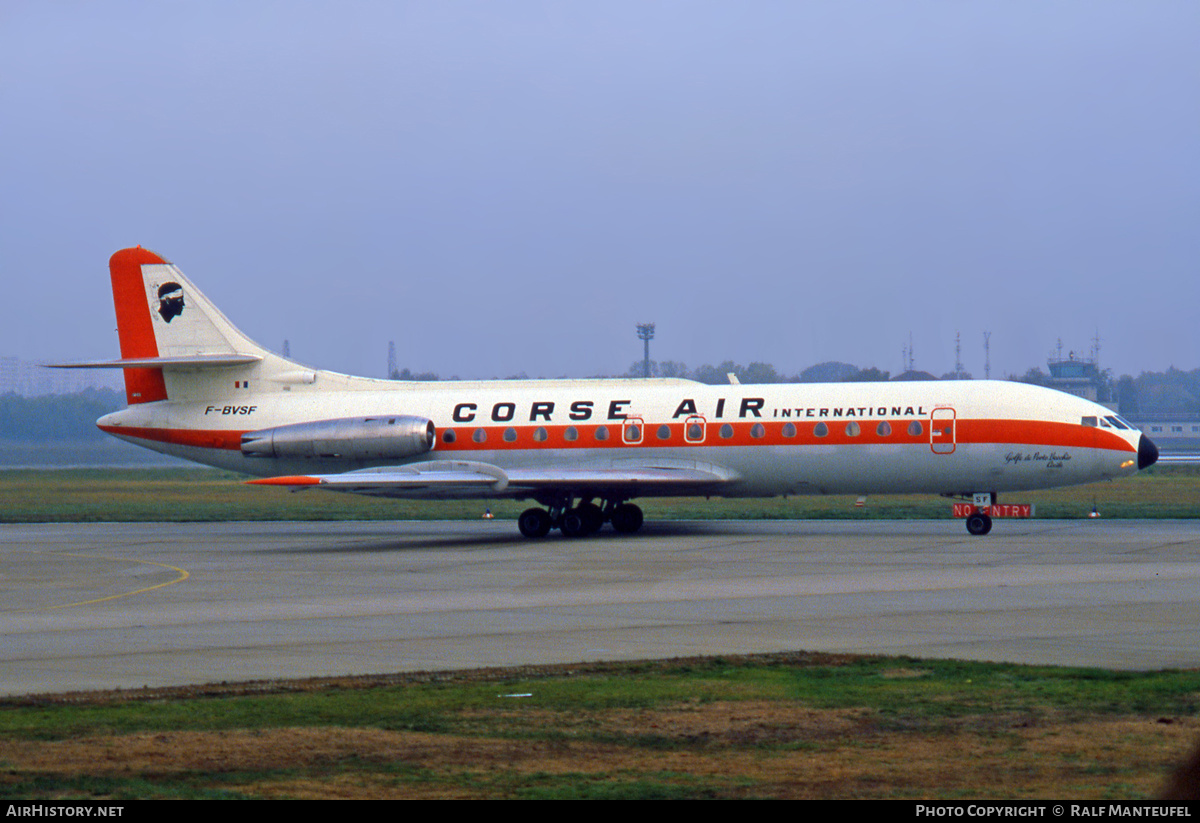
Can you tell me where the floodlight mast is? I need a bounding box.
[636,323,655,378]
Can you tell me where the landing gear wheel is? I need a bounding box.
[610,503,644,534]
[576,502,604,535]
[965,512,993,536]
[560,508,587,537]
[518,507,552,538]
[561,505,602,537]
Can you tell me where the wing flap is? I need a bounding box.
[505,466,731,487]
[247,460,511,498]
[247,460,737,499]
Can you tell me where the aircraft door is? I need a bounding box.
[930,407,957,454]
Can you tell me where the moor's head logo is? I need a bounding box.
[157,282,184,322]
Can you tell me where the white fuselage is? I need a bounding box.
[99,375,1142,499]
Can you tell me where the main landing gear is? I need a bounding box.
[517,497,644,538]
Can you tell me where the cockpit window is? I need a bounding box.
[1099,417,1112,428]
[1081,416,1098,427]
[1104,416,1130,430]
[1115,415,1137,429]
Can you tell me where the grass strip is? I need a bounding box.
[2,653,1197,799]
[1,465,1197,522]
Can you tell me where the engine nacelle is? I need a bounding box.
[241,415,436,461]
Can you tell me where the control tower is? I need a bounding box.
[1046,337,1104,402]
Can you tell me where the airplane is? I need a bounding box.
[54,246,1159,539]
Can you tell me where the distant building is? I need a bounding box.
[1046,354,1103,402]
[1041,334,1117,406]
[1129,414,1200,454]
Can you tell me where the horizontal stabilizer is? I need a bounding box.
[48,354,262,370]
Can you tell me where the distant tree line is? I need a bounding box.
[1115,368,1200,416]
[623,359,892,384]
[387,367,440,381]
[0,388,124,441]
[1014,366,1200,415]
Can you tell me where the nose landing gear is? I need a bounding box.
[965,511,993,535]
[951,492,999,536]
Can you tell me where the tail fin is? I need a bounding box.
[107,247,278,404]
[49,247,320,404]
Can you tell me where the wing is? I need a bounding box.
[246,459,739,499]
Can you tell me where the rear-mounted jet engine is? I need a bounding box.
[241,416,436,461]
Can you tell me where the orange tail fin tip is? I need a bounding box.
[110,247,170,404]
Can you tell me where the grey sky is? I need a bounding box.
[3,1,1197,381]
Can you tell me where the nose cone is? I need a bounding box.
[1138,434,1159,470]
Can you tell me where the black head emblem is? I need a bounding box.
[157,282,184,322]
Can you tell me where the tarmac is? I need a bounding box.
[3,519,1199,696]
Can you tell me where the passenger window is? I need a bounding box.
[1081,416,1098,427]
[814,422,828,437]
[533,427,548,442]
[845,422,860,437]
[564,426,578,441]
[657,424,671,440]
[472,428,487,443]
[750,423,765,439]
[719,424,734,439]
[687,423,704,440]
[782,422,797,438]
[876,421,892,436]
[594,426,609,441]
[442,429,457,444]
[907,421,922,437]
[504,427,518,442]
